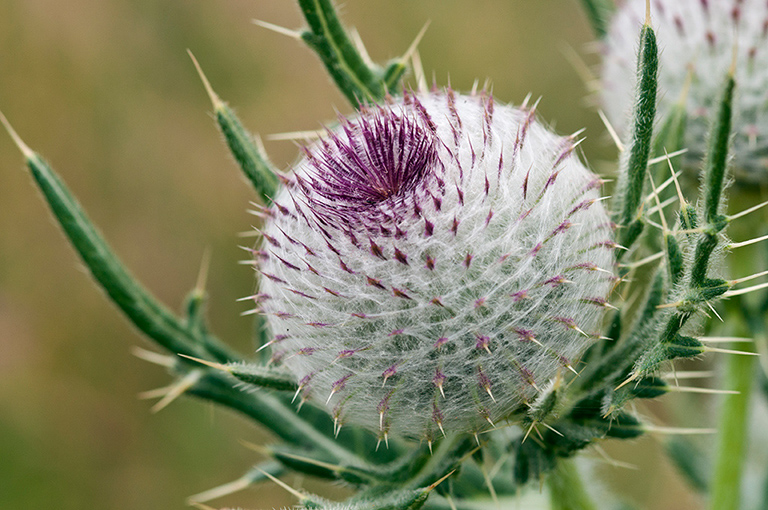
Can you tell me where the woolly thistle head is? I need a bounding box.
[254,90,615,440]
[601,0,768,183]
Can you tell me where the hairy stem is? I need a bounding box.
[709,339,756,510]
[547,458,597,510]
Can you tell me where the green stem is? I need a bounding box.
[547,458,597,510]
[709,340,756,510]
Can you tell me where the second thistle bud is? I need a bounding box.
[601,0,768,184]
[254,90,615,440]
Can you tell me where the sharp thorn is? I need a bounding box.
[728,199,768,221]
[0,109,36,159]
[130,346,175,368]
[728,234,768,250]
[704,347,759,356]
[256,467,307,501]
[647,149,687,166]
[194,247,212,294]
[402,20,431,62]
[644,425,718,435]
[730,270,768,286]
[187,50,223,109]
[698,337,753,344]
[252,19,302,39]
[667,386,740,395]
[724,281,768,297]
[597,109,624,152]
[267,129,324,141]
[177,353,229,372]
[150,370,203,413]
[187,473,254,504]
[661,370,714,379]
[427,470,457,491]
[615,371,641,391]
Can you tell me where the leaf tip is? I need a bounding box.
[187,50,224,110]
[645,0,651,26]
[0,109,36,161]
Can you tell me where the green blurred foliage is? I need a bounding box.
[0,1,700,508]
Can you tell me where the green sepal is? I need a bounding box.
[690,233,720,287]
[340,487,434,510]
[578,0,616,39]
[527,383,559,423]
[615,22,658,254]
[627,376,667,400]
[679,203,698,231]
[215,103,280,204]
[513,438,556,486]
[665,437,709,493]
[609,376,668,413]
[602,411,644,439]
[225,362,300,392]
[662,334,704,361]
[298,0,387,108]
[383,59,409,94]
[666,234,684,285]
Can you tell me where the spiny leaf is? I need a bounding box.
[178,354,299,392]
[615,21,658,258]
[702,73,735,225]
[189,51,280,203]
[298,0,386,107]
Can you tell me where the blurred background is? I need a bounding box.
[0,1,724,508]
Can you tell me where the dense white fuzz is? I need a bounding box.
[601,0,768,183]
[255,91,614,439]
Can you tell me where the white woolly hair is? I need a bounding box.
[601,0,768,183]
[255,90,615,440]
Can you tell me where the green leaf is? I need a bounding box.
[666,234,684,285]
[190,51,280,203]
[298,0,386,107]
[615,22,658,258]
[702,73,735,225]
[178,354,300,392]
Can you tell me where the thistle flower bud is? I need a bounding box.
[601,0,768,183]
[255,91,614,439]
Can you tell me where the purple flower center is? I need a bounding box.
[300,102,439,229]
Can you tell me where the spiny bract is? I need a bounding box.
[253,90,615,440]
[601,0,768,183]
